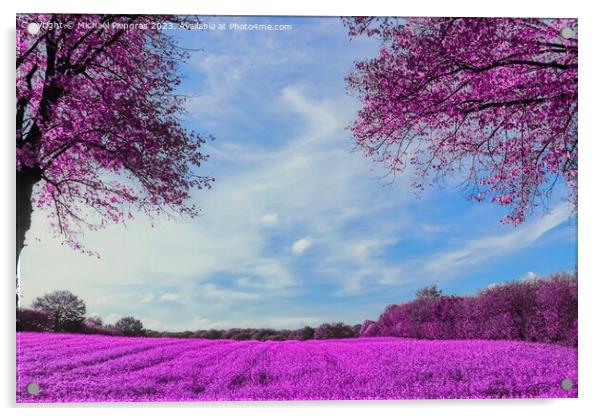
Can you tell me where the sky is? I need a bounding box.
[19,17,577,331]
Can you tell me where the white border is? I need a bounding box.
[2,1,601,415]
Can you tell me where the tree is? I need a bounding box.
[31,290,86,331]
[344,18,577,225]
[16,14,214,263]
[416,284,443,301]
[115,316,145,336]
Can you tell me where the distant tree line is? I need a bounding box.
[16,290,360,340]
[143,323,360,341]
[360,271,577,347]
[17,271,577,346]
[16,290,150,337]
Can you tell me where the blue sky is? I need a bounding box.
[19,16,577,331]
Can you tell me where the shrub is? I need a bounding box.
[16,308,51,332]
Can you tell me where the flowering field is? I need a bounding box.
[16,332,577,402]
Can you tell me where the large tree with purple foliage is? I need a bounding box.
[345,17,577,225]
[16,14,213,263]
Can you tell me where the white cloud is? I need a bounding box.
[350,240,384,259]
[260,213,279,225]
[291,237,312,255]
[141,294,154,303]
[522,271,539,281]
[160,293,179,302]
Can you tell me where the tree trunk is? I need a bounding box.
[16,166,41,270]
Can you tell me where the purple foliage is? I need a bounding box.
[361,273,577,346]
[344,17,578,225]
[16,332,577,402]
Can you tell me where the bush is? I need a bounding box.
[17,308,51,332]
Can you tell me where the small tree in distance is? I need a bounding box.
[416,284,443,301]
[31,290,86,332]
[115,316,145,337]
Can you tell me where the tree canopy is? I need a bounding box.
[31,289,86,331]
[16,14,213,260]
[345,17,577,224]
[115,316,145,336]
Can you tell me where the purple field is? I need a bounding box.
[16,332,577,402]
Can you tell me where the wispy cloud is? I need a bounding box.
[422,202,572,277]
[377,202,573,287]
